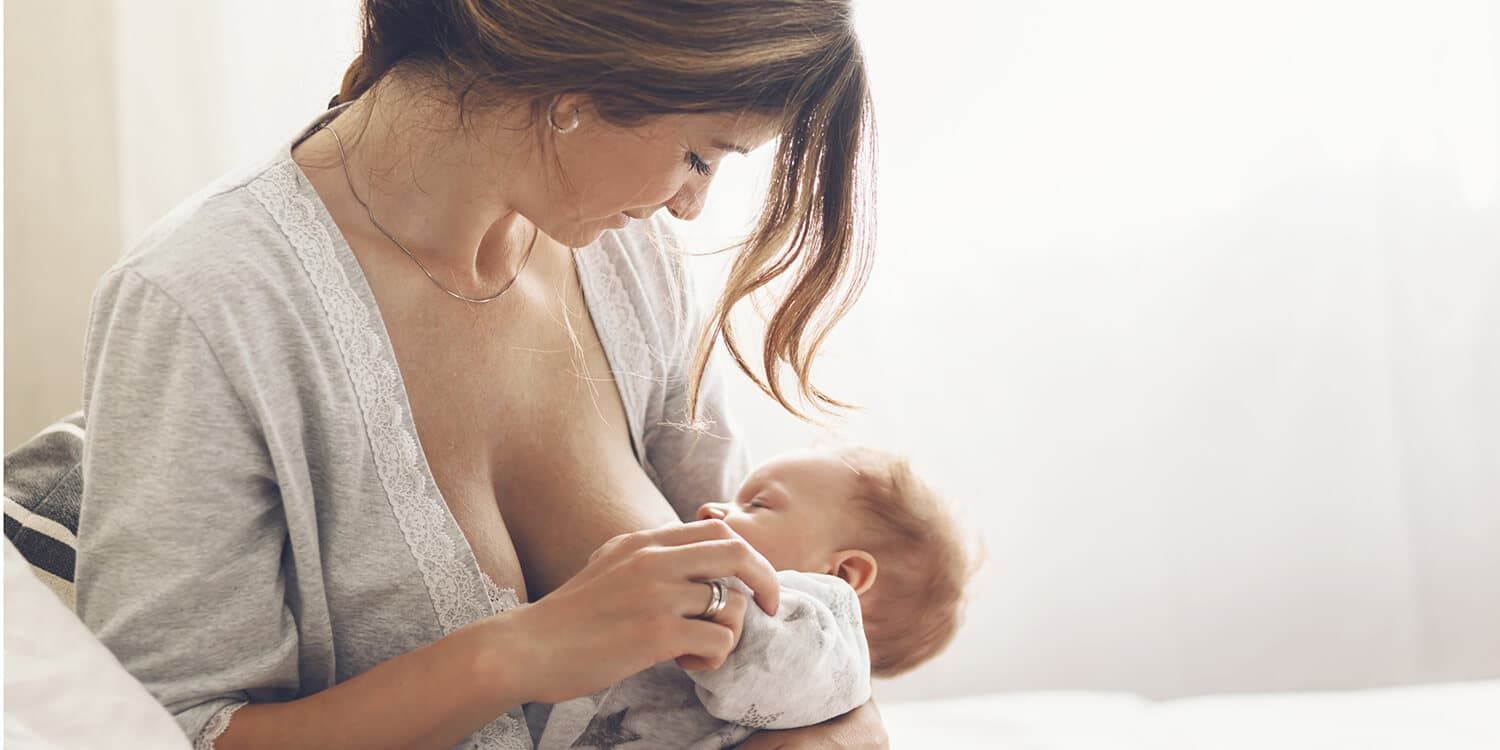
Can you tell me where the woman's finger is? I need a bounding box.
[590,519,737,567]
[671,581,748,630]
[671,584,747,671]
[636,518,742,549]
[667,617,738,671]
[711,588,748,648]
[649,538,780,616]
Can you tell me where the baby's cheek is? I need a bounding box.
[734,526,782,568]
[764,536,811,573]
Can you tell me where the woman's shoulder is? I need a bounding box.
[110,157,301,291]
[96,155,319,325]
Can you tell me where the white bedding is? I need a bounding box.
[7,535,1494,750]
[880,681,1500,749]
[4,540,191,749]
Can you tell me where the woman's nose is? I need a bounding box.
[696,502,728,521]
[666,183,705,221]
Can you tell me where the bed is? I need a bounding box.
[879,681,1500,749]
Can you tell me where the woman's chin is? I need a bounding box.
[538,225,596,250]
[577,220,630,246]
[543,214,637,249]
[577,226,613,247]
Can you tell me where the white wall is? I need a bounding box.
[113,0,360,247]
[7,0,1499,704]
[670,0,1500,701]
[5,0,123,450]
[5,0,359,448]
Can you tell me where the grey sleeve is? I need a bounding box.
[644,244,751,521]
[690,573,873,729]
[76,268,299,744]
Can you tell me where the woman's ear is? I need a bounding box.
[547,93,589,132]
[829,550,878,595]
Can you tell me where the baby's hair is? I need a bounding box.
[837,447,974,677]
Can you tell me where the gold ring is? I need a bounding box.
[698,580,727,620]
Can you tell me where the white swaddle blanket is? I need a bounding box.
[536,571,872,750]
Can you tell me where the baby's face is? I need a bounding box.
[696,451,860,573]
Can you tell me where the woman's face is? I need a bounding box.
[532,100,779,247]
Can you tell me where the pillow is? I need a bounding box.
[4,411,85,609]
[4,538,191,749]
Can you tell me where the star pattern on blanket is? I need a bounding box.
[570,708,641,750]
[783,601,809,623]
[733,636,781,675]
[827,588,858,625]
[739,704,784,729]
[717,723,753,749]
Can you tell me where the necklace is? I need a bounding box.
[324,123,537,305]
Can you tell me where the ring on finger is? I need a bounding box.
[697,579,727,620]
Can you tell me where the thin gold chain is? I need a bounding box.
[324,123,537,305]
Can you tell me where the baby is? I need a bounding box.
[534,446,973,750]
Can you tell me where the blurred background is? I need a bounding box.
[6,0,1499,705]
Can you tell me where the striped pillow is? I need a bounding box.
[4,411,84,610]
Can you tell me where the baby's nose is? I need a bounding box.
[696,503,729,521]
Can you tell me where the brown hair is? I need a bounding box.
[334,1,876,420]
[839,447,974,677]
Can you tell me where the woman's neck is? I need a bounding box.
[294,74,541,289]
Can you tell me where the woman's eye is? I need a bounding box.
[687,152,713,177]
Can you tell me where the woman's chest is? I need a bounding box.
[371,251,679,599]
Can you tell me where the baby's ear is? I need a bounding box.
[830,550,878,595]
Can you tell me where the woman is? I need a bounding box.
[76,1,880,748]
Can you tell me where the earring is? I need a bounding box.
[549,106,580,134]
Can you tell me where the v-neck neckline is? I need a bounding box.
[265,107,650,627]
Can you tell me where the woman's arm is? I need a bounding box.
[78,268,301,743]
[736,700,890,750]
[216,520,779,749]
[215,617,523,750]
[78,268,781,749]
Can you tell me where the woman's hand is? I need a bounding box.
[500,519,781,705]
[735,700,890,750]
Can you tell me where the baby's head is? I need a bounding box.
[696,446,971,677]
